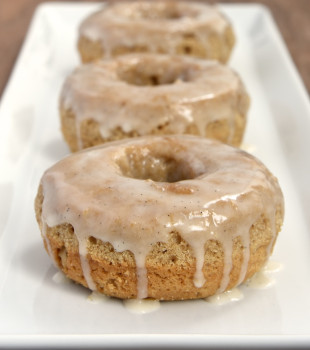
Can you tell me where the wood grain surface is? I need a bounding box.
[0,0,309,98]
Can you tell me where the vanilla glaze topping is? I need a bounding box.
[79,1,231,58]
[60,54,249,150]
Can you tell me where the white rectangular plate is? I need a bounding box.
[0,2,310,349]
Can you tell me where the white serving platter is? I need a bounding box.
[0,2,310,349]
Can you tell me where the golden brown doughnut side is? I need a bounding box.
[60,106,248,153]
[35,185,284,300]
[78,25,235,64]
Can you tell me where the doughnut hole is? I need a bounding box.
[116,58,197,86]
[116,145,202,183]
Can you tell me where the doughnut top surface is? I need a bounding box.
[79,1,232,56]
[40,135,284,298]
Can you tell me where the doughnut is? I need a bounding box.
[60,53,250,152]
[35,135,284,300]
[78,1,235,63]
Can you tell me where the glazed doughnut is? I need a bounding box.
[35,135,284,300]
[60,53,249,152]
[78,1,235,63]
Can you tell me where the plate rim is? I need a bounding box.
[0,2,310,348]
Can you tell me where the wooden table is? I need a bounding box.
[0,0,309,98]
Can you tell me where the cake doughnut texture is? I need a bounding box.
[35,135,284,300]
[60,54,249,152]
[78,1,235,64]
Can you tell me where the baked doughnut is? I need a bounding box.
[78,1,235,63]
[78,0,235,63]
[35,135,284,300]
[60,53,249,152]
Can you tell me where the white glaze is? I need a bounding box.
[40,135,284,299]
[241,143,257,154]
[246,260,283,289]
[246,271,275,289]
[205,287,244,305]
[123,299,160,314]
[87,291,109,304]
[263,260,283,273]
[52,271,71,285]
[79,1,231,58]
[60,54,249,150]
[42,220,57,267]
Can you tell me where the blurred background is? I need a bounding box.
[0,0,309,97]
